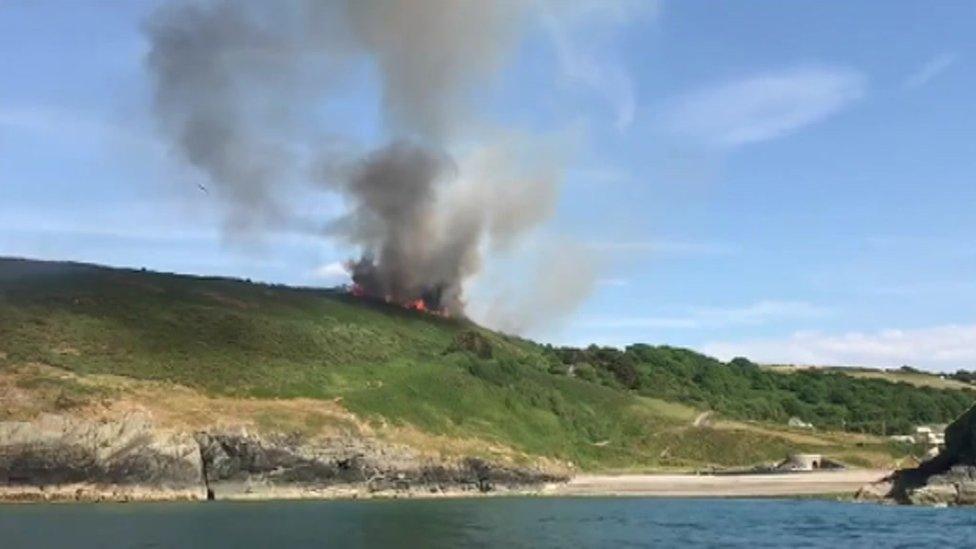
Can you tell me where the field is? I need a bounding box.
[768,364,974,390]
[837,369,974,391]
[0,258,959,471]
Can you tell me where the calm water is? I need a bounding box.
[2,498,975,548]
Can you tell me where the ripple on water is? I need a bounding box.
[1,498,975,548]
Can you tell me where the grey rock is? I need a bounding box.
[956,481,976,505]
[0,415,565,502]
[0,414,203,489]
[906,483,958,506]
[859,404,976,506]
[854,480,892,503]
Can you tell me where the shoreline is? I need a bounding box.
[0,470,890,503]
[550,470,891,498]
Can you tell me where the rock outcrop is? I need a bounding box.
[857,404,976,506]
[0,414,205,501]
[0,414,565,502]
[196,432,558,499]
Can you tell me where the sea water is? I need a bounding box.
[2,497,974,548]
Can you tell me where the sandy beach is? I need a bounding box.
[553,470,890,498]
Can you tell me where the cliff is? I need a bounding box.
[857,404,976,505]
[0,414,564,502]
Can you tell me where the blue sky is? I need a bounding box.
[2,1,975,370]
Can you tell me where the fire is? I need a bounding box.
[347,284,446,316]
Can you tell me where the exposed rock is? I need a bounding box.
[956,479,976,505]
[0,415,565,502]
[857,404,976,506]
[194,431,561,499]
[0,414,204,501]
[853,480,892,503]
[906,483,958,506]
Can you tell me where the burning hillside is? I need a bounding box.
[351,288,445,316]
[343,253,451,315]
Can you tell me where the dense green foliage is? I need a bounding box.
[547,345,975,435]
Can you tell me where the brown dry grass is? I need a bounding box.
[0,362,563,471]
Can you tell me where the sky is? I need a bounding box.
[2,1,975,371]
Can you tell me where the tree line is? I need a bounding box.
[542,344,975,435]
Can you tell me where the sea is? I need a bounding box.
[2,497,974,548]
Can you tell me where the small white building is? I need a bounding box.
[788,417,814,429]
[914,425,946,446]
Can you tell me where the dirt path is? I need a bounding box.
[692,411,713,427]
[552,470,889,497]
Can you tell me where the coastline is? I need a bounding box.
[0,412,901,504]
[0,471,890,503]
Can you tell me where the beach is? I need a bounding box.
[553,470,890,497]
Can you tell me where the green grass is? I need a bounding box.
[0,258,913,470]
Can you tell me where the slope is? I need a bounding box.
[0,257,935,471]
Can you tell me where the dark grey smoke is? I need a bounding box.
[145,0,592,321]
[329,142,477,314]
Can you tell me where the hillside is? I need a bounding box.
[555,348,975,436]
[1,257,970,473]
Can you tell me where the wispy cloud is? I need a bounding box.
[905,53,958,89]
[665,66,866,147]
[0,105,160,157]
[309,261,348,282]
[596,277,629,287]
[542,1,658,131]
[702,324,976,371]
[581,300,828,330]
[585,239,738,256]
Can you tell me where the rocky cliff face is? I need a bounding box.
[194,432,563,500]
[0,414,564,502]
[857,405,976,506]
[0,414,205,501]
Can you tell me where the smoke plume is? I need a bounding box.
[146,0,596,324]
[479,241,597,335]
[328,142,477,314]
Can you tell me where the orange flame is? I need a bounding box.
[347,285,448,316]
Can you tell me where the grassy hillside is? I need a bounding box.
[0,258,958,471]
[549,347,975,436]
